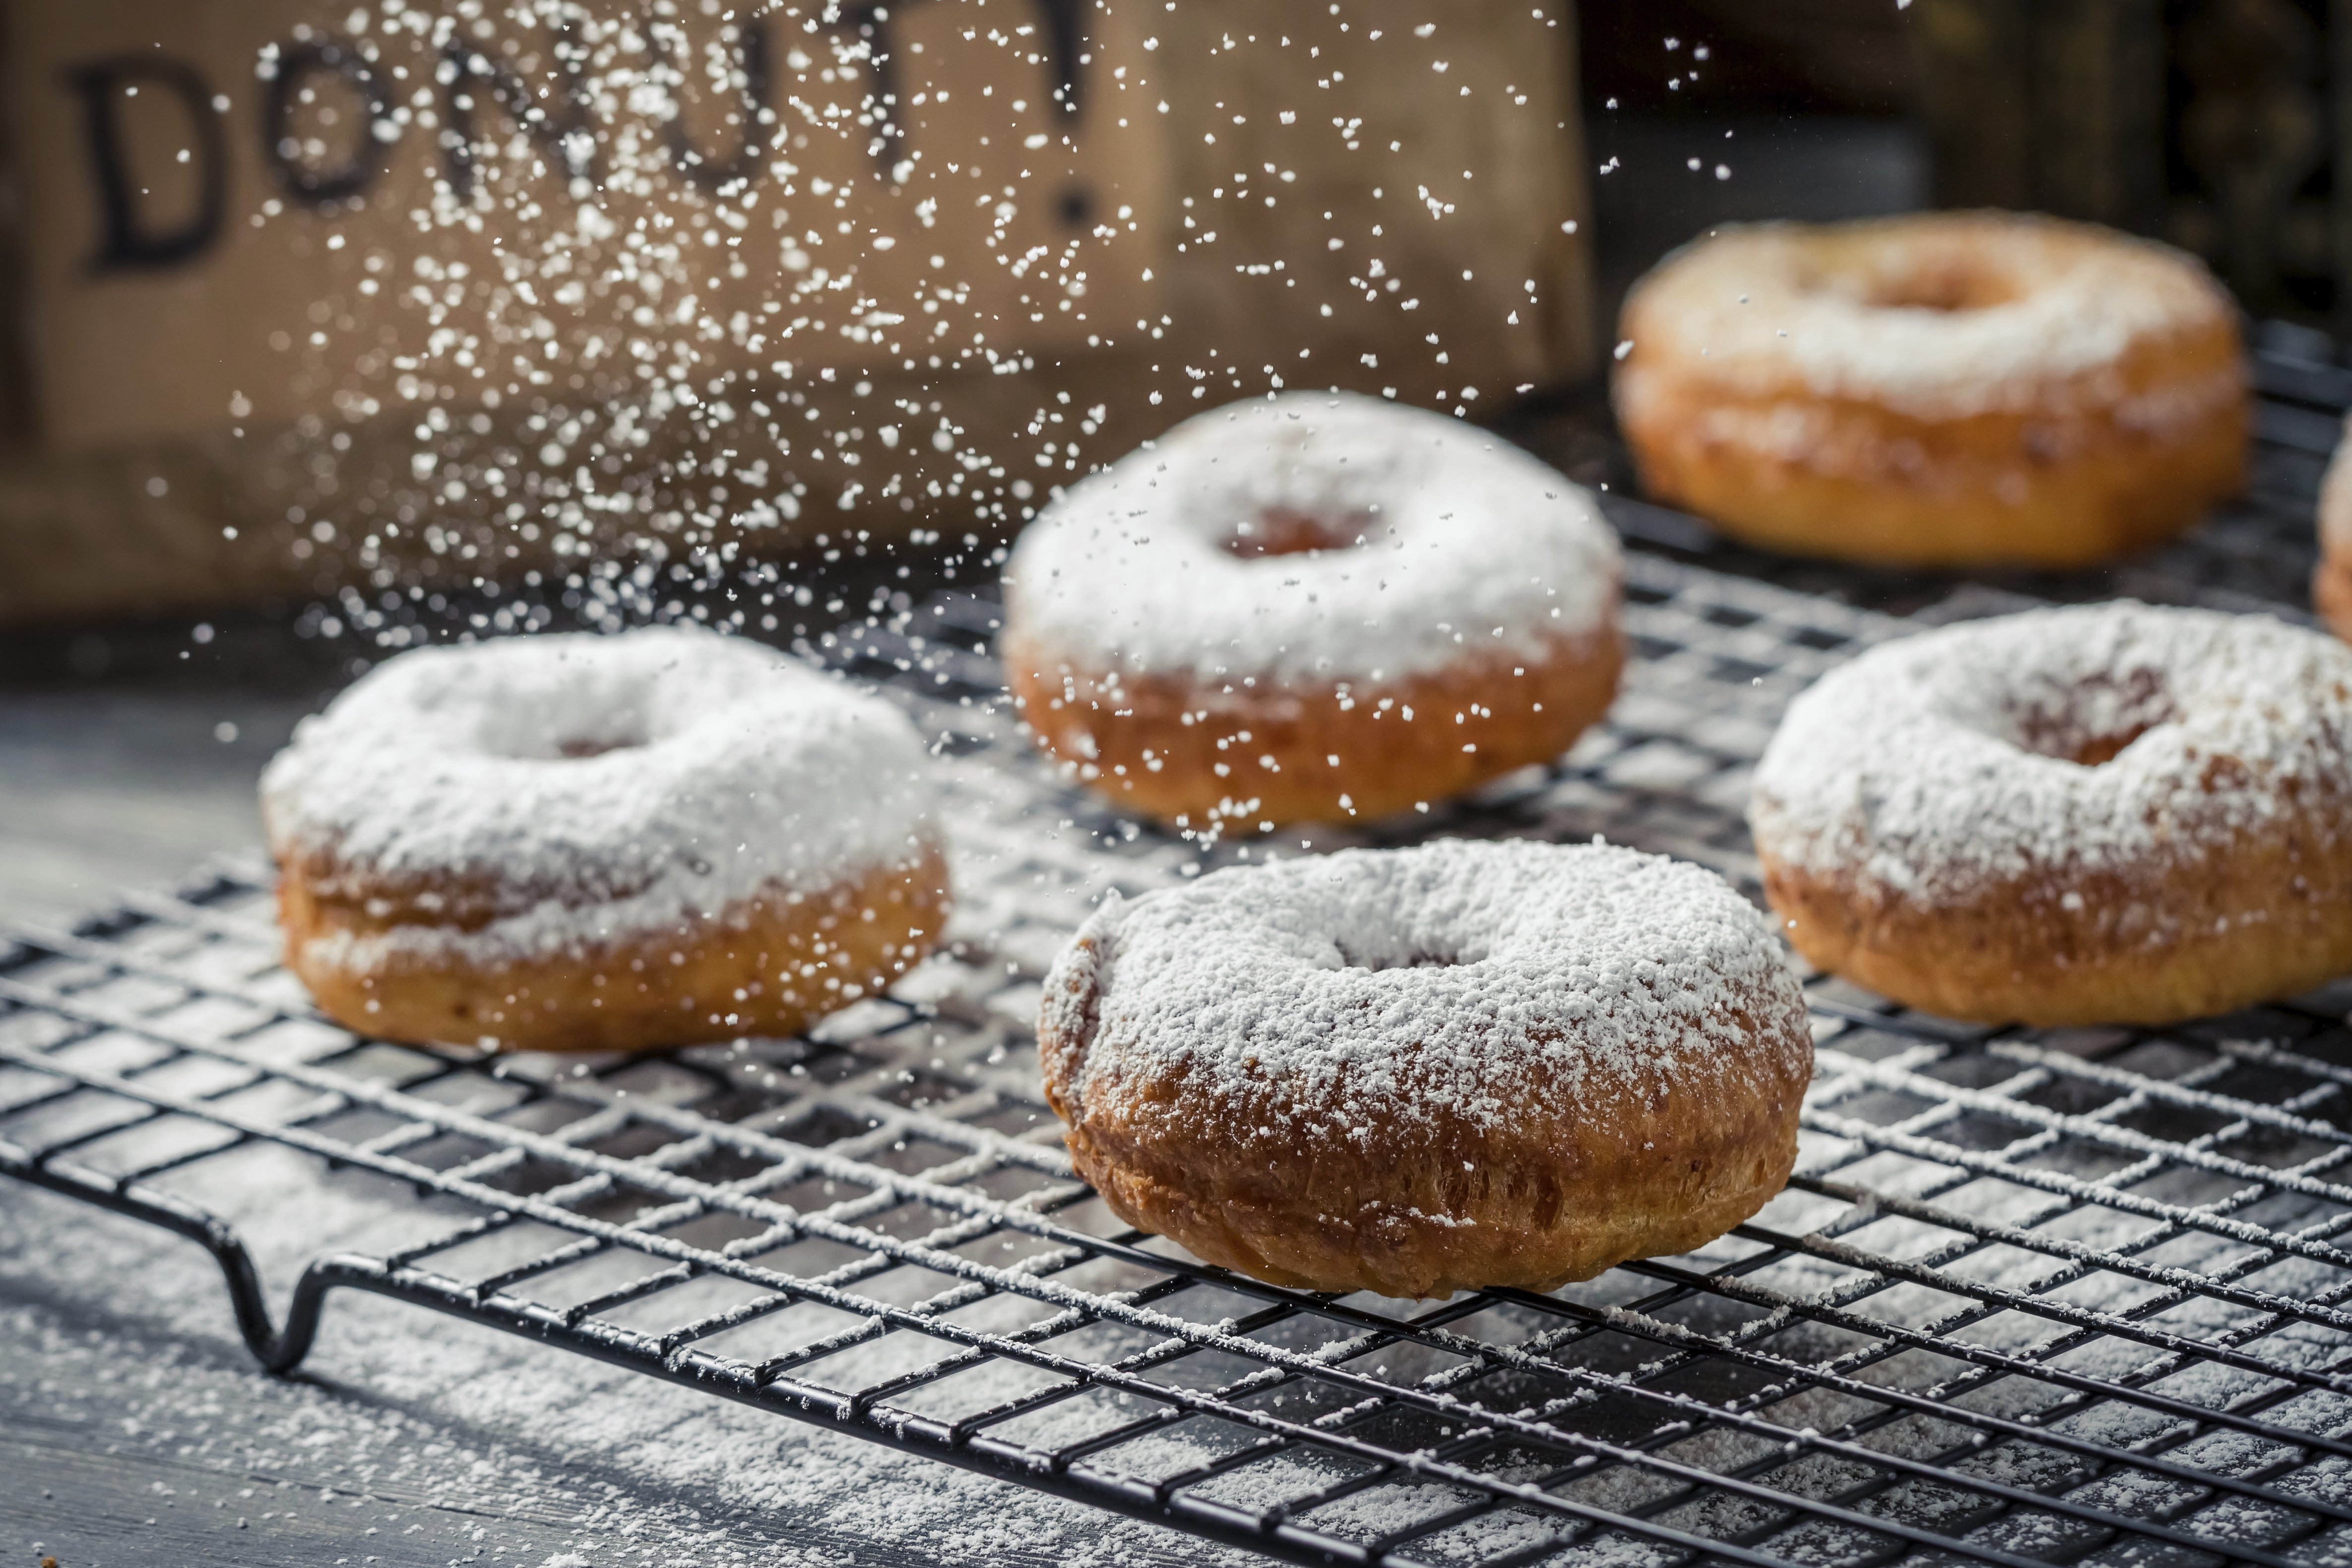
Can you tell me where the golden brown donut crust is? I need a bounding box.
[276,843,951,1053]
[1760,831,2352,1029]
[1005,621,1625,828]
[1047,999,1806,1298]
[1622,381,2246,569]
[2318,553,2352,645]
[1616,216,2247,568]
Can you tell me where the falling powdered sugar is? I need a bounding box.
[1003,392,1621,684]
[1044,840,1808,1144]
[261,626,941,963]
[1749,602,2352,905]
[0,1155,1253,1568]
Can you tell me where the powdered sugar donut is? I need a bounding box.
[1039,841,1811,1298]
[1617,213,2246,566]
[1751,603,2352,1026]
[1003,392,1624,830]
[263,628,949,1052]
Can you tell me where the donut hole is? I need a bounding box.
[1807,257,2023,314]
[1332,936,1463,972]
[2009,670,2173,767]
[478,696,661,762]
[2062,726,2159,768]
[2007,718,2160,767]
[1867,265,2021,313]
[557,734,645,760]
[1224,507,1368,558]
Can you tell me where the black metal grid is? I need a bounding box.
[10,551,2352,1568]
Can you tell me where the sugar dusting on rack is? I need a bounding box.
[0,1182,1196,1568]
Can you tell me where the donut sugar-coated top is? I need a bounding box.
[1004,392,1620,685]
[1620,213,2241,422]
[1042,839,1809,1155]
[1750,602,2352,908]
[261,626,939,959]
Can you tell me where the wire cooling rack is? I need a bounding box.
[10,550,2352,1568]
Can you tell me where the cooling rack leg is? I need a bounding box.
[180,1252,1386,1568]
[0,1160,325,1373]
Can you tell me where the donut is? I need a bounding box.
[262,627,949,1052]
[2313,416,2352,641]
[1002,392,1624,831]
[1038,841,1812,1298]
[1750,603,2352,1027]
[1615,213,2247,567]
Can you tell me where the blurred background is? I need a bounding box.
[2,0,2341,913]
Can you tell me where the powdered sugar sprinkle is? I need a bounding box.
[261,627,941,963]
[1749,602,2352,905]
[1045,840,1808,1143]
[1624,217,2239,422]
[1004,392,1621,684]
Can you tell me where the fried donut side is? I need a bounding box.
[1039,843,1812,1298]
[2316,555,2352,646]
[1760,838,2352,1029]
[278,843,950,1053]
[1619,351,2246,568]
[2313,414,2352,643]
[1617,213,2247,568]
[1005,621,1623,827]
[1751,603,2352,1026]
